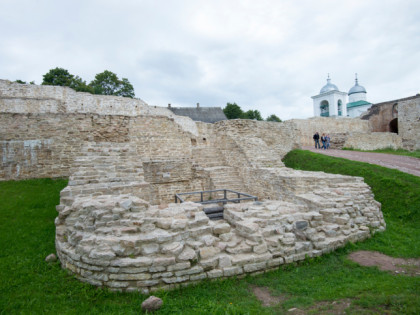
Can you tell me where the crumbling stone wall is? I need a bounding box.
[397,95,420,150]
[289,117,370,147]
[343,132,402,150]
[56,191,384,294]
[360,94,420,150]
[0,113,194,181]
[361,98,401,132]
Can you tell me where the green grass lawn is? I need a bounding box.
[1,152,419,314]
[342,147,420,159]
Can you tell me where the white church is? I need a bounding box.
[312,74,372,118]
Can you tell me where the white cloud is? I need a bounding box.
[1,0,419,120]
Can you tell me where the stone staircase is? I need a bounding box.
[60,142,150,206]
[192,145,246,192]
[192,146,224,167]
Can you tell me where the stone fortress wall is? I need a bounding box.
[0,79,399,293]
[391,95,420,150]
[290,116,406,150]
[359,94,420,151]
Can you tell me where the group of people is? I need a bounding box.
[313,132,331,149]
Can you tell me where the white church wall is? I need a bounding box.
[347,104,372,118]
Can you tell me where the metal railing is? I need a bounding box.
[175,189,258,205]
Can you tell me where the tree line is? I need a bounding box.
[223,103,281,122]
[14,68,281,121]
[15,67,135,98]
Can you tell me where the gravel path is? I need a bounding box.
[302,146,420,177]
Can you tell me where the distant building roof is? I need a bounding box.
[168,105,227,123]
[320,75,339,94]
[347,100,371,108]
[348,76,367,95]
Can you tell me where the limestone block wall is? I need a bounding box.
[398,95,420,150]
[0,80,198,136]
[361,98,400,132]
[0,79,148,116]
[289,117,370,147]
[0,113,194,181]
[55,189,385,293]
[343,132,403,150]
[214,119,300,168]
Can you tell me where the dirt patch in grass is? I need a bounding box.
[287,299,352,314]
[250,285,288,307]
[348,250,420,276]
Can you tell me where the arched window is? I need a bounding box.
[320,100,329,117]
[338,100,342,116]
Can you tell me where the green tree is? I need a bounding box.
[243,109,263,120]
[115,78,135,98]
[69,76,94,93]
[42,67,91,93]
[223,102,243,119]
[89,70,135,98]
[14,79,27,84]
[266,114,282,122]
[42,67,74,87]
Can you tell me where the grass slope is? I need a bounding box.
[0,154,419,314]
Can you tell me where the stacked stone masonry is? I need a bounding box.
[56,191,385,294]
[0,80,393,292]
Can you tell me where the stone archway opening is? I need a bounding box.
[389,118,398,133]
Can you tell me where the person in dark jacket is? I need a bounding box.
[313,132,320,149]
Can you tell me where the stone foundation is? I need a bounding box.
[56,179,384,293]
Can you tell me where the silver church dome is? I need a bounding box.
[320,76,339,94]
[348,76,366,95]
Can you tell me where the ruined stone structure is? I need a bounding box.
[167,103,227,123]
[361,94,420,150]
[0,80,391,292]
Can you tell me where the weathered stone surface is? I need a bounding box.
[141,296,163,312]
[199,246,221,260]
[178,246,196,261]
[213,223,231,235]
[45,253,57,262]
[162,242,184,255]
[295,221,308,230]
[0,81,381,292]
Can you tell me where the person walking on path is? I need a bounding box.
[326,134,331,149]
[313,132,320,149]
[321,133,327,149]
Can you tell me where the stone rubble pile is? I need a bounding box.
[56,185,385,293]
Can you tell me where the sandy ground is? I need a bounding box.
[302,146,420,177]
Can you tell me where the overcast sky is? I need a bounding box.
[1,0,419,120]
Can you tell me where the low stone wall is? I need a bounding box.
[289,117,370,147]
[343,132,403,150]
[56,188,384,293]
